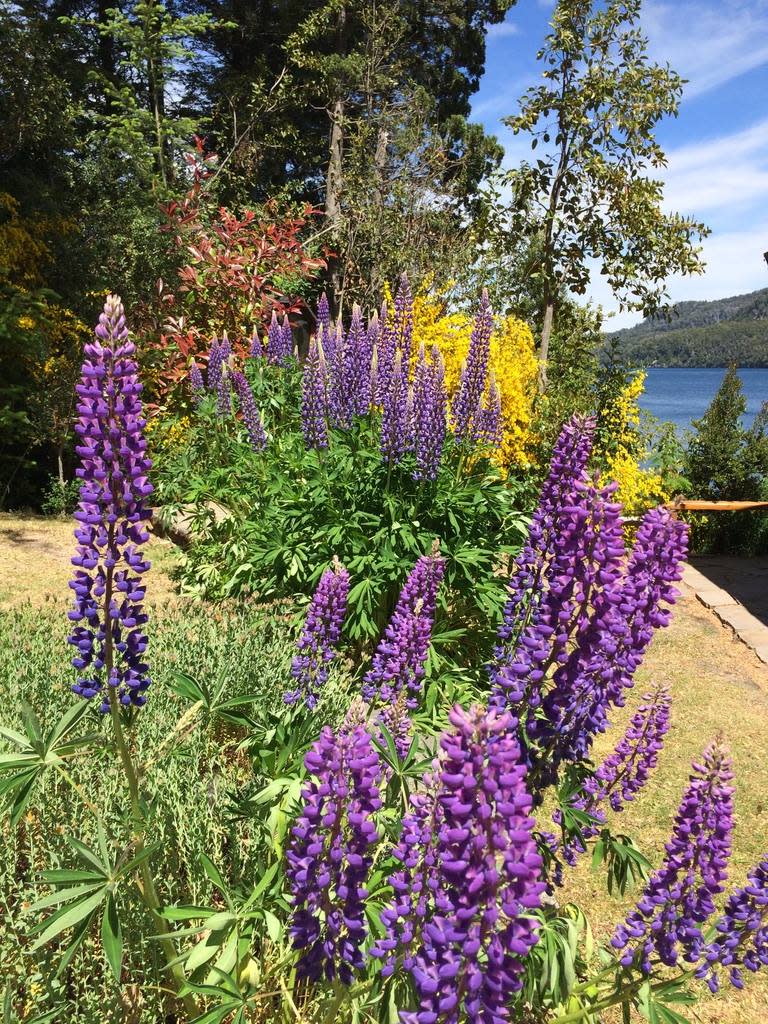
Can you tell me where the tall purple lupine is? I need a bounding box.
[473,375,503,449]
[375,298,395,404]
[286,712,382,983]
[231,371,267,453]
[410,345,447,482]
[375,706,545,1022]
[362,544,445,709]
[207,337,223,391]
[188,359,205,404]
[347,303,372,416]
[697,856,768,992]
[301,334,329,450]
[392,273,414,367]
[248,330,263,359]
[380,350,409,465]
[281,317,294,361]
[284,558,350,708]
[67,295,153,712]
[612,742,734,973]
[558,687,671,863]
[316,292,333,361]
[328,322,354,430]
[451,289,493,444]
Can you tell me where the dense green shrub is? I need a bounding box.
[154,357,529,670]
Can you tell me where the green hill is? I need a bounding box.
[607,287,768,366]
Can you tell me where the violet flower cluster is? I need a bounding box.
[284,558,350,709]
[612,741,734,972]
[316,291,333,362]
[451,289,493,445]
[410,344,447,481]
[188,359,205,404]
[489,414,688,782]
[362,543,445,710]
[301,335,329,450]
[231,370,267,453]
[697,855,768,992]
[373,705,545,1023]
[266,310,293,365]
[67,295,153,711]
[286,715,382,983]
[557,687,671,864]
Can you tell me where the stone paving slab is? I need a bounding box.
[682,560,768,666]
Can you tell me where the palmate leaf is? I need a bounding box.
[0,702,100,825]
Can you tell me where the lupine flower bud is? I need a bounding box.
[697,856,768,992]
[612,741,734,972]
[376,688,413,760]
[67,295,153,711]
[188,359,205,404]
[362,544,445,709]
[248,330,262,358]
[284,558,349,708]
[376,706,545,1022]
[286,716,382,983]
[301,334,329,450]
[451,289,492,444]
[231,370,267,453]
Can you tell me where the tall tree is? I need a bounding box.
[503,0,709,392]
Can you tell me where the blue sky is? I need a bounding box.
[473,0,768,328]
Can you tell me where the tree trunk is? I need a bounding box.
[325,97,345,310]
[538,296,554,394]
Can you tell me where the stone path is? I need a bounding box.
[683,556,768,665]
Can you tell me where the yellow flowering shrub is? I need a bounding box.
[145,415,191,461]
[598,372,668,515]
[385,285,538,470]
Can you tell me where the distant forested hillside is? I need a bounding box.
[608,287,768,366]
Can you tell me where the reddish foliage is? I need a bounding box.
[148,140,326,401]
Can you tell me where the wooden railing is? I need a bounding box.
[666,498,768,513]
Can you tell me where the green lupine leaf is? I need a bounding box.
[31,888,105,948]
[101,892,123,982]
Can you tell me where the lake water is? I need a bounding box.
[639,367,768,435]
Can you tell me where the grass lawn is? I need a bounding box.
[1,513,767,1021]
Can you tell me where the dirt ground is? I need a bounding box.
[1,514,768,1021]
[0,512,181,609]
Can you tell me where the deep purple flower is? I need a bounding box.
[393,273,414,366]
[207,337,224,391]
[188,359,205,404]
[473,375,502,449]
[347,303,372,416]
[376,689,413,761]
[67,295,153,711]
[266,311,292,365]
[451,290,492,444]
[284,558,349,708]
[362,544,445,709]
[328,322,354,430]
[281,318,294,361]
[301,335,329,450]
[380,350,409,465]
[231,370,267,453]
[375,298,395,405]
[286,712,382,983]
[374,706,545,1022]
[612,741,734,972]
[248,330,262,359]
[697,856,768,992]
[558,687,671,864]
[316,292,332,359]
[410,345,447,482]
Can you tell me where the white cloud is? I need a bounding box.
[662,117,768,216]
[486,19,519,40]
[643,1,768,99]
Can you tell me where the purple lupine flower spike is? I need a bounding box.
[347,303,371,416]
[393,272,414,366]
[316,292,332,359]
[474,374,503,449]
[284,557,349,708]
[67,295,153,711]
[375,298,394,404]
[411,345,447,482]
[558,686,672,863]
[375,706,545,1021]
[286,708,382,983]
[248,330,262,358]
[362,542,445,709]
[301,333,329,450]
[376,689,413,761]
[451,289,493,444]
[380,349,409,466]
[697,856,768,992]
[207,337,223,391]
[612,741,734,973]
[266,310,283,364]
[188,359,205,404]
[281,317,294,362]
[231,370,267,453]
